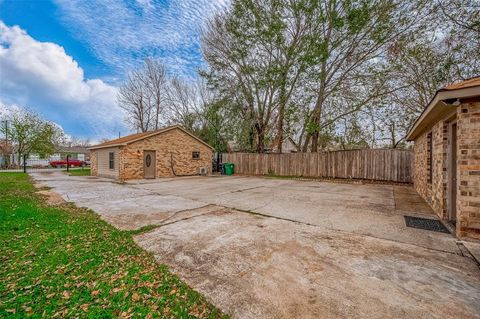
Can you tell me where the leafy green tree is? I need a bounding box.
[202,0,316,152]
[202,0,432,153]
[1,108,64,164]
[196,99,229,152]
[300,0,431,152]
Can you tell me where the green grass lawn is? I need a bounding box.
[0,173,226,318]
[63,168,91,176]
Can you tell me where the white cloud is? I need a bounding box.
[0,100,21,119]
[0,99,67,134]
[54,0,229,79]
[0,21,125,139]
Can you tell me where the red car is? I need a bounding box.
[49,159,86,168]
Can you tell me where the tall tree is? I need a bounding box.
[300,0,430,152]
[165,76,202,131]
[202,0,318,152]
[202,0,432,153]
[437,0,480,79]
[117,59,167,132]
[144,59,168,130]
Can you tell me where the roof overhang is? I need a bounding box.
[406,85,480,141]
[88,143,126,150]
[88,125,214,151]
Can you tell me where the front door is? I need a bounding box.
[143,151,156,179]
[448,122,457,224]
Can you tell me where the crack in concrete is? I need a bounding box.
[132,206,221,235]
[156,204,217,225]
[229,186,265,193]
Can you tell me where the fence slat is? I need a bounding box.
[223,149,413,183]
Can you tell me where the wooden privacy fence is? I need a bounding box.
[222,149,414,183]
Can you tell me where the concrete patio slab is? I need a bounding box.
[135,209,480,319]
[29,171,480,318]
[127,175,458,253]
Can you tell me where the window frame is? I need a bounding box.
[109,152,115,170]
[192,151,200,160]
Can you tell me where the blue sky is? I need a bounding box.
[0,0,227,141]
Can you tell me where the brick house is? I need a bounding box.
[406,77,480,240]
[89,125,213,181]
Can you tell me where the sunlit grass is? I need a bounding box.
[0,173,226,318]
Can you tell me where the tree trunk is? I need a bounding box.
[255,123,265,153]
[155,103,159,130]
[390,123,396,149]
[275,93,286,153]
[302,134,310,152]
[311,131,319,152]
[308,91,325,153]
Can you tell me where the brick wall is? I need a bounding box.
[414,101,480,239]
[121,128,212,180]
[413,120,448,218]
[90,150,97,176]
[457,101,480,239]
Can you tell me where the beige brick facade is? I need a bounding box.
[413,101,480,239]
[457,101,480,239]
[90,150,97,176]
[90,127,213,181]
[413,121,448,219]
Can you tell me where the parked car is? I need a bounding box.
[49,159,86,168]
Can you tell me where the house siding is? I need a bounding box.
[413,101,480,239]
[94,147,120,179]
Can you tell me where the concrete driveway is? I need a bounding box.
[32,172,480,319]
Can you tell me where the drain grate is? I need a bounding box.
[404,216,450,233]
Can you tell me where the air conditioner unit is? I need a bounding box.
[198,166,207,175]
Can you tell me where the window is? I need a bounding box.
[109,152,114,169]
[427,132,432,184]
[192,151,200,159]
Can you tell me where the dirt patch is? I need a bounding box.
[36,189,66,206]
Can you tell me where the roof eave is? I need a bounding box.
[88,143,127,150]
[406,85,480,141]
[87,125,215,151]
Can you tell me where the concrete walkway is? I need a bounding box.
[31,172,480,319]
